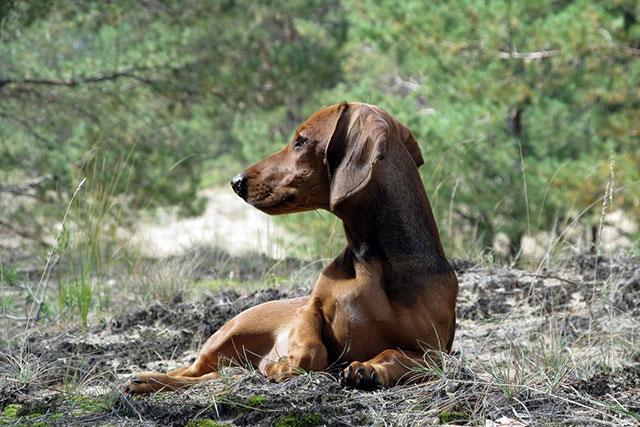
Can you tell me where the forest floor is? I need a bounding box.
[1,254,639,426]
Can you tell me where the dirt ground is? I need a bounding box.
[1,254,639,426]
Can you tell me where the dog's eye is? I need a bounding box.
[293,137,308,151]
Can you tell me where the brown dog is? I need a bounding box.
[125,102,458,393]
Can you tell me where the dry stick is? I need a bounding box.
[24,177,86,333]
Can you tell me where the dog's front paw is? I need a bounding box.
[264,356,304,382]
[339,362,383,391]
[123,372,180,394]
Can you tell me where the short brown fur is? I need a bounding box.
[125,102,458,393]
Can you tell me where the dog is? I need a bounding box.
[125,102,458,393]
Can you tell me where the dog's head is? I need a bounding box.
[231,102,424,214]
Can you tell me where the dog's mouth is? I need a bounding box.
[247,188,295,213]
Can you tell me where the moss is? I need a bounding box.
[275,413,324,427]
[185,419,225,427]
[243,396,267,409]
[438,410,469,424]
[70,395,109,413]
[1,404,46,427]
[2,404,20,418]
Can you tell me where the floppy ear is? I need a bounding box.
[398,124,424,168]
[324,105,388,211]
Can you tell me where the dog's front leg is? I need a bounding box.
[264,300,327,381]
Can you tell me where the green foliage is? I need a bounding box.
[1,0,639,266]
[340,0,640,254]
[0,0,347,216]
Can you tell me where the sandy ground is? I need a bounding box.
[129,188,293,259]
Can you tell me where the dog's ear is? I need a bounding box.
[400,126,424,168]
[325,104,388,211]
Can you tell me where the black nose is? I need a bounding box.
[230,173,247,200]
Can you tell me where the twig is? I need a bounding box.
[497,49,560,60]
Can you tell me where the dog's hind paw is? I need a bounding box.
[123,373,181,394]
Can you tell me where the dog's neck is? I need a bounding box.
[334,156,452,297]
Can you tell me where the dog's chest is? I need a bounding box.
[321,284,393,361]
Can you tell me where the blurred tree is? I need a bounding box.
[0,0,347,226]
[1,0,638,259]
[334,0,640,255]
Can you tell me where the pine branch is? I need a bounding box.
[0,67,157,88]
[0,175,56,196]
